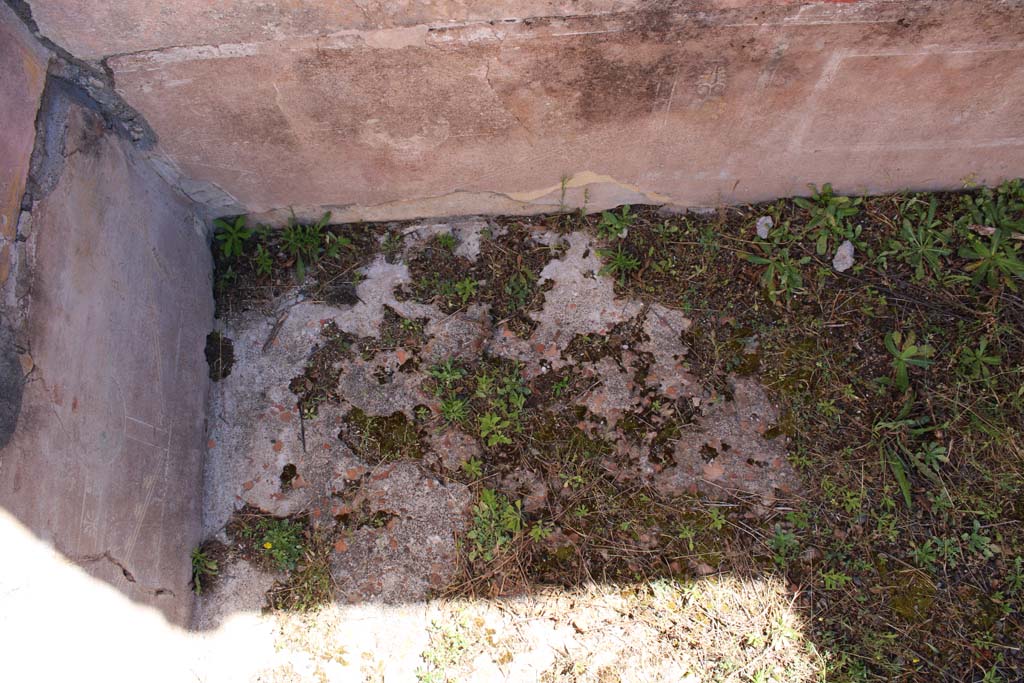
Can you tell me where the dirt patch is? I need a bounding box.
[341,409,424,465]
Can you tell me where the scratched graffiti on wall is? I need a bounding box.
[696,61,728,99]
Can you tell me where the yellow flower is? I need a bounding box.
[263,542,273,549]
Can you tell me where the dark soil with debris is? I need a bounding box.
[202,182,1024,682]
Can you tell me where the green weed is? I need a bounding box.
[467,489,522,562]
[883,195,951,280]
[240,517,305,572]
[957,179,1024,233]
[190,547,219,594]
[958,228,1024,291]
[744,248,810,304]
[529,521,554,542]
[598,245,641,283]
[266,528,333,611]
[962,520,997,561]
[281,211,332,281]
[253,243,273,276]
[453,277,477,305]
[882,330,935,393]
[793,183,862,256]
[597,204,635,239]
[503,266,535,312]
[461,457,482,479]
[959,337,1001,382]
[479,412,513,447]
[214,215,251,259]
[436,232,457,251]
[440,397,469,423]
[416,620,470,683]
[429,360,466,391]
[770,525,799,566]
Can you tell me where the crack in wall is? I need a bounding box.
[75,551,177,597]
[77,550,137,583]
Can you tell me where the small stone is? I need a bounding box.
[755,215,773,239]
[801,547,823,564]
[832,240,855,272]
[691,561,716,576]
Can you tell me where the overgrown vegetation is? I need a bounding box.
[208,179,1024,681]
[580,180,1024,681]
[211,210,379,316]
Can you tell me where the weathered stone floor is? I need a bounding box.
[195,218,802,679]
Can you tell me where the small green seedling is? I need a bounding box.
[190,547,219,594]
[440,397,468,423]
[598,245,641,283]
[253,243,273,276]
[436,233,457,251]
[214,215,252,259]
[958,228,1024,291]
[453,277,477,305]
[886,195,951,281]
[883,330,935,392]
[959,337,1001,381]
[770,525,799,566]
[597,205,634,239]
[504,267,535,312]
[281,211,333,281]
[429,360,466,390]
[323,229,353,259]
[241,517,305,571]
[744,248,810,304]
[793,183,862,256]
[529,521,554,542]
[461,457,482,479]
[957,178,1024,234]
[479,412,512,447]
[466,489,522,562]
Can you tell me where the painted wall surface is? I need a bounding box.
[0,6,213,623]
[0,3,47,287]
[21,0,1024,223]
